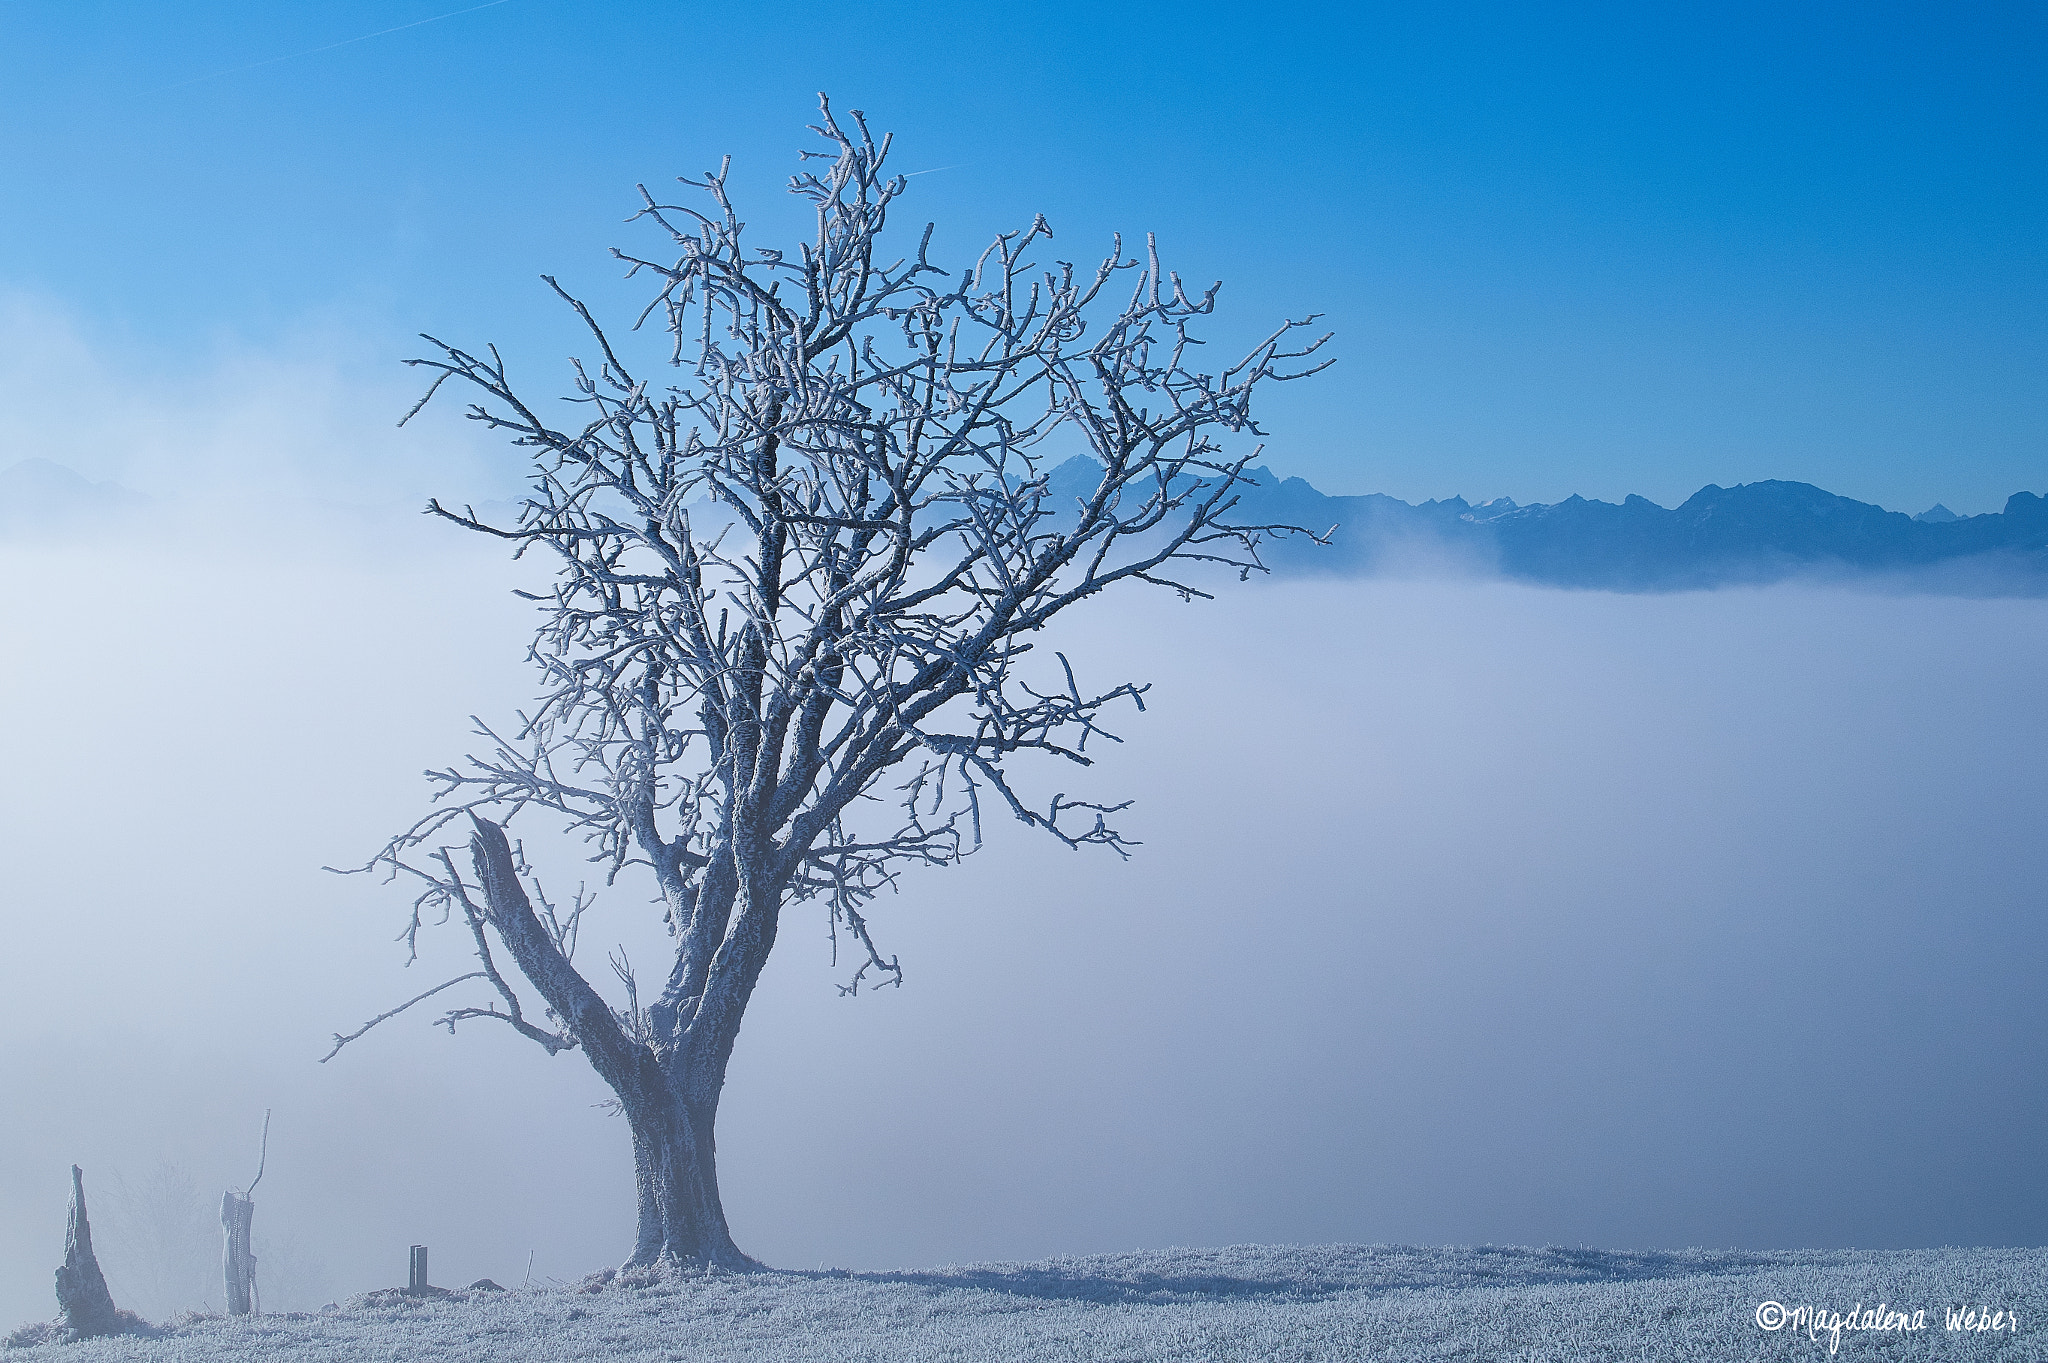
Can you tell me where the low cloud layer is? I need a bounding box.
[0,291,503,512]
[3,505,2044,1327]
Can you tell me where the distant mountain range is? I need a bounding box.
[8,455,2046,595]
[1047,458,2048,595]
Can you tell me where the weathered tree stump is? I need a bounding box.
[222,1108,269,1316]
[54,1166,125,1339]
[221,1191,257,1315]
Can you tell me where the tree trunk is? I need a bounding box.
[623,1085,751,1270]
[462,815,760,1273]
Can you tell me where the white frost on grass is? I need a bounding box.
[7,1243,2042,1361]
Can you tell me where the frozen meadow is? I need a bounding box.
[8,1243,2045,1360]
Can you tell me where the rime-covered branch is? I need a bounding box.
[320,971,490,1062]
[369,94,1327,1038]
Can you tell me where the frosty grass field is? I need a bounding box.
[7,1243,2041,1361]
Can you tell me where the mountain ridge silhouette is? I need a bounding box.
[1046,457,2048,594]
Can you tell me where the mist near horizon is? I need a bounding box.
[2,506,2044,1331]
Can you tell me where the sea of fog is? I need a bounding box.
[2,510,2045,1333]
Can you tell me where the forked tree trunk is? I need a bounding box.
[464,817,760,1273]
[624,1087,749,1269]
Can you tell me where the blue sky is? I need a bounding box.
[2,0,2042,511]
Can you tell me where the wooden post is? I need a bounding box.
[408,1245,428,1294]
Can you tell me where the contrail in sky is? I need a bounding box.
[148,0,521,94]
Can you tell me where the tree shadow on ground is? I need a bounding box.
[780,1244,1812,1307]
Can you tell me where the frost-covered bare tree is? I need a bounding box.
[332,96,1329,1271]
[100,1164,216,1322]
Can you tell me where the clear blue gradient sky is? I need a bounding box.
[2,0,2042,511]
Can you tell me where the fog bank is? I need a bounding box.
[2,518,2044,1329]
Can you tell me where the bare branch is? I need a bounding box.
[321,972,489,1062]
